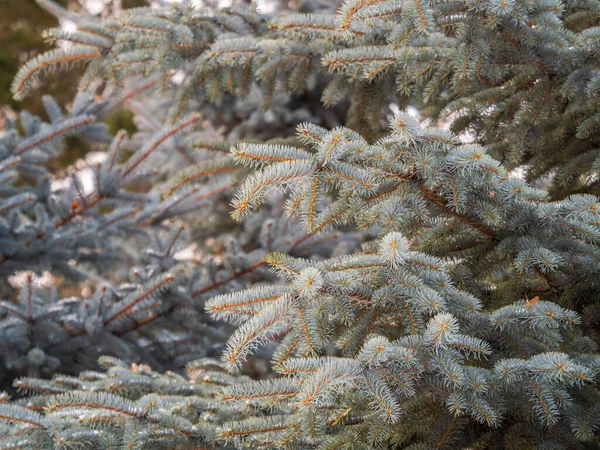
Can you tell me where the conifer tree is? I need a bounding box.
[1,0,600,449]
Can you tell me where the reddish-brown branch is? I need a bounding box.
[419,184,496,237]
[104,274,174,326]
[0,413,42,427]
[436,415,458,448]
[54,196,102,228]
[16,116,95,156]
[191,258,267,298]
[167,166,240,196]
[13,51,101,96]
[120,114,199,181]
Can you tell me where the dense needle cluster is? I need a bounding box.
[1,0,600,448]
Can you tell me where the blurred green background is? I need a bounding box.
[0,0,80,114]
[0,0,144,116]
[0,0,144,172]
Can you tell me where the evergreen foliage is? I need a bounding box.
[2,0,600,449]
[11,0,600,194]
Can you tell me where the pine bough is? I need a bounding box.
[1,0,600,449]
